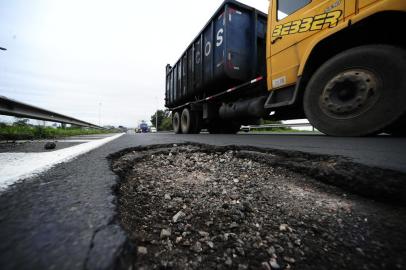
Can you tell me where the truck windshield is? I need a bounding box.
[277,0,311,20]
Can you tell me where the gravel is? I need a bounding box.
[113,145,406,270]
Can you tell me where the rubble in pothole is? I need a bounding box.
[113,145,406,270]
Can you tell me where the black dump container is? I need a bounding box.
[165,0,267,108]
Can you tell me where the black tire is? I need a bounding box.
[303,45,406,136]
[172,111,181,134]
[181,108,195,134]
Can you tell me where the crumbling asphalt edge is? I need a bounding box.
[109,142,406,205]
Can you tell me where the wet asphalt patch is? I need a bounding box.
[109,143,406,270]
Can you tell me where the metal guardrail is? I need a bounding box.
[0,95,103,129]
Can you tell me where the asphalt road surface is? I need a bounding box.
[0,132,405,270]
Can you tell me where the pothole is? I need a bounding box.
[110,144,406,270]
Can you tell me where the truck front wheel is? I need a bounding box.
[304,45,406,136]
[172,111,181,134]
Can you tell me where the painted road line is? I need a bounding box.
[0,133,124,191]
[54,140,94,143]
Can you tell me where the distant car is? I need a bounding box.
[241,125,251,132]
[150,127,157,133]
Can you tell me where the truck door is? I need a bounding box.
[358,0,379,10]
[267,0,345,91]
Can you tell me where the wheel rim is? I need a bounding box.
[319,69,380,119]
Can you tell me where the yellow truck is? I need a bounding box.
[165,0,406,136]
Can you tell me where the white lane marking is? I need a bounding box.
[56,140,94,143]
[0,133,124,191]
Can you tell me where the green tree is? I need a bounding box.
[150,109,172,131]
[160,117,173,131]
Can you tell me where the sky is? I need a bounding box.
[0,0,269,128]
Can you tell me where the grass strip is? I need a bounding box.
[0,124,118,141]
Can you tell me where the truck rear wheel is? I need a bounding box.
[180,108,196,134]
[172,111,181,134]
[304,45,406,136]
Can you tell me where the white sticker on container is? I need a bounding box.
[216,29,224,47]
[272,76,287,88]
[205,41,211,56]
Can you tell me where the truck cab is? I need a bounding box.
[265,0,406,136]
